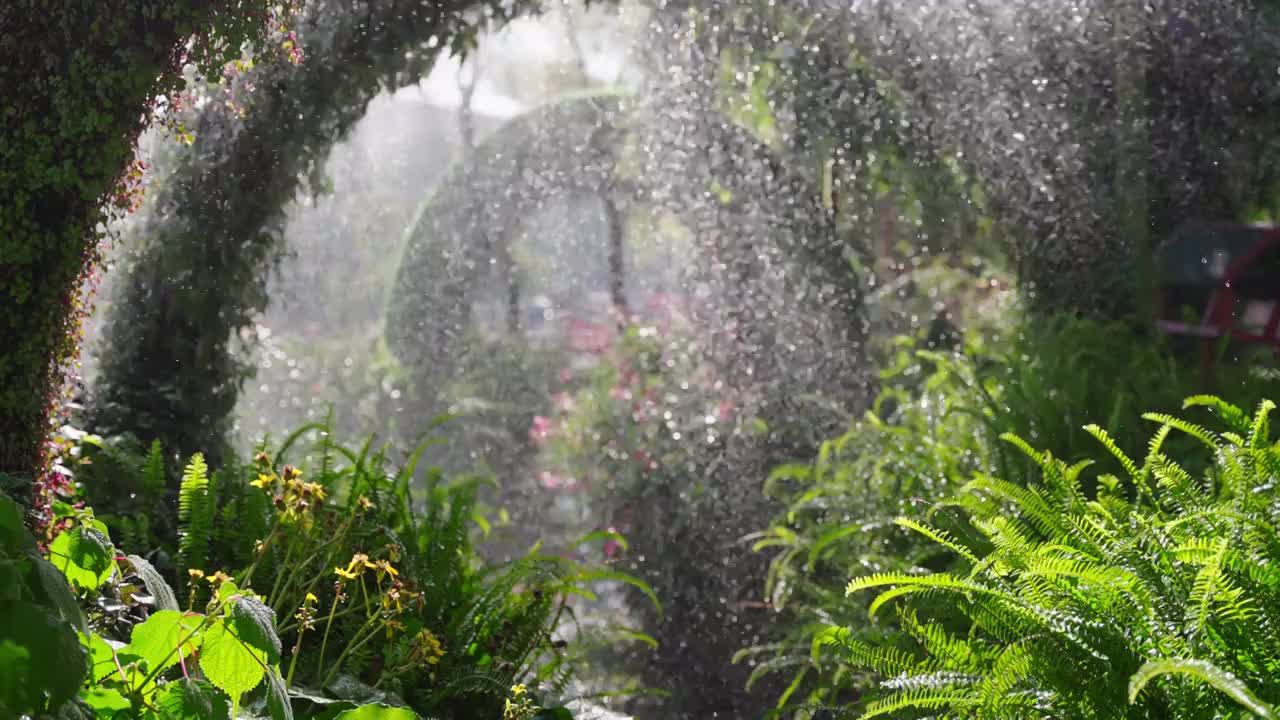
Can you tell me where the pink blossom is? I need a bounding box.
[718,399,735,422]
[553,392,575,413]
[559,368,574,384]
[529,415,553,444]
[604,538,623,560]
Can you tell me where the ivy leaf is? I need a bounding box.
[49,525,114,590]
[229,595,282,664]
[331,704,422,720]
[154,679,231,720]
[199,618,266,701]
[126,610,202,676]
[127,555,179,611]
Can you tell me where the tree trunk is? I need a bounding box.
[0,3,193,486]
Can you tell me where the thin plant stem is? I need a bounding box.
[315,586,346,681]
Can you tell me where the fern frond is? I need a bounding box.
[894,517,980,566]
[177,453,214,578]
[1183,395,1248,433]
[860,685,979,718]
[141,439,165,494]
[811,626,924,677]
[1250,399,1276,450]
[1129,658,1274,719]
[1084,423,1140,481]
[1142,412,1221,452]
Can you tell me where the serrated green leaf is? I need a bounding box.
[264,666,293,720]
[229,595,281,664]
[331,704,422,720]
[128,555,179,612]
[154,678,231,720]
[0,601,87,710]
[0,494,36,555]
[126,610,202,676]
[32,556,86,633]
[81,632,127,686]
[49,526,115,590]
[81,686,131,716]
[0,639,31,713]
[200,618,266,701]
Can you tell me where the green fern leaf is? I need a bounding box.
[1129,658,1274,718]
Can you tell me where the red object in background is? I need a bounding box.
[566,318,613,354]
[1154,223,1280,358]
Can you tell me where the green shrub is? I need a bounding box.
[31,421,653,719]
[750,317,1280,715]
[534,323,797,717]
[834,396,1280,718]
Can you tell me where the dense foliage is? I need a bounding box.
[7,421,648,719]
[0,0,285,493]
[748,316,1280,716]
[837,395,1280,718]
[89,0,551,468]
[531,322,808,717]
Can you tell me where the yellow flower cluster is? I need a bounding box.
[409,629,446,667]
[503,684,538,720]
[250,458,327,522]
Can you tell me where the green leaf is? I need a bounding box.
[49,525,115,590]
[32,557,87,633]
[199,618,267,701]
[1129,658,1274,718]
[0,494,36,555]
[331,704,422,720]
[80,686,131,716]
[229,595,282,664]
[0,639,31,713]
[0,601,87,710]
[154,679,231,720]
[82,632,127,686]
[127,555,179,612]
[263,666,293,720]
[126,610,202,676]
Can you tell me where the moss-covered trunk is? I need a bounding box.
[0,3,196,485]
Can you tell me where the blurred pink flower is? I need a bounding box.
[529,415,553,444]
[604,538,623,560]
[718,400,735,422]
[553,392,575,413]
[559,368,574,384]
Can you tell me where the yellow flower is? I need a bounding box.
[305,592,318,604]
[251,473,274,489]
[303,482,327,501]
[503,683,538,720]
[334,566,359,580]
[187,568,205,579]
[206,571,232,586]
[410,629,446,666]
[375,559,398,578]
[357,495,374,511]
